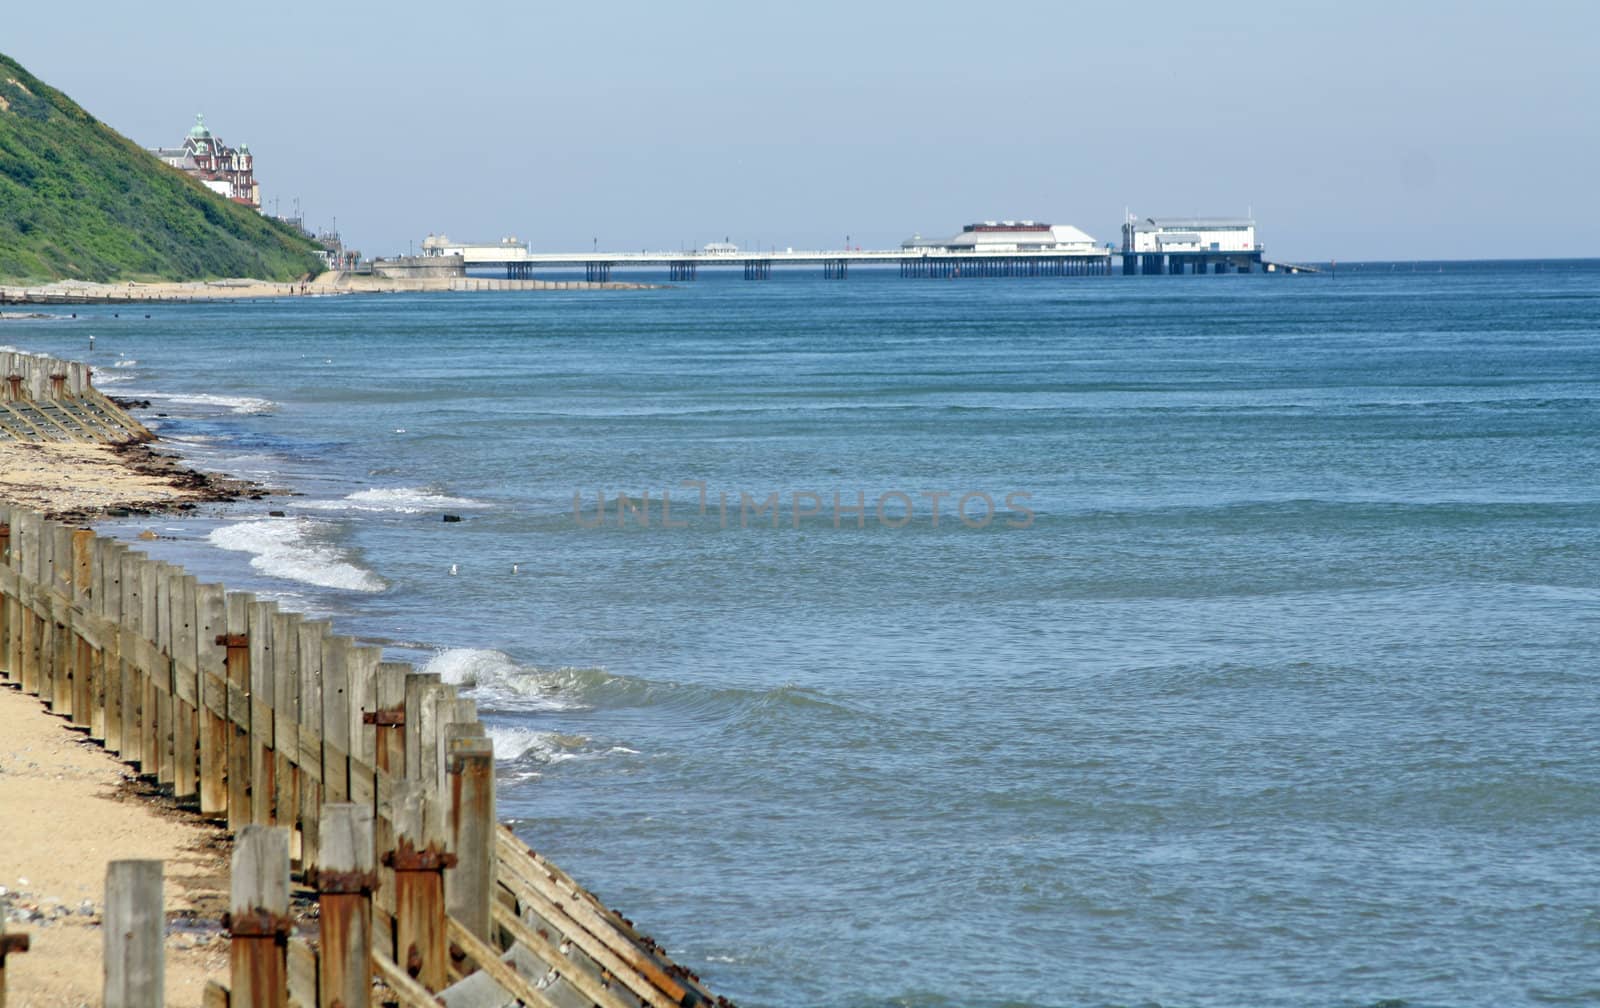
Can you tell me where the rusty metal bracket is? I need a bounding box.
[362,709,405,726]
[215,633,249,647]
[221,910,294,940]
[382,842,458,872]
[0,932,30,958]
[306,868,380,895]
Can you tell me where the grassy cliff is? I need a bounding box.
[0,53,323,283]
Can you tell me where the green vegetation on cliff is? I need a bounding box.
[0,52,323,283]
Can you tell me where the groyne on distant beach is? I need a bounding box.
[0,349,252,523]
[0,349,153,444]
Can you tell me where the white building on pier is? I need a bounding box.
[902,220,1101,254]
[1119,216,1263,275]
[1121,217,1257,254]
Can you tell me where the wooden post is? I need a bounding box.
[316,804,375,1008]
[0,510,11,683]
[48,523,71,715]
[373,662,409,776]
[371,662,409,922]
[17,513,41,698]
[228,825,291,1008]
[197,583,229,817]
[386,781,453,991]
[0,892,31,1008]
[118,549,144,767]
[401,673,439,789]
[345,645,380,824]
[320,636,352,805]
[70,528,95,732]
[271,610,301,846]
[172,574,200,801]
[103,860,163,1008]
[249,601,279,825]
[446,730,496,943]
[152,562,175,788]
[37,522,59,713]
[0,513,19,692]
[138,560,161,782]
[431,687,465,841]
[100,541,126,755]
[294,622,328,870]
[223,592,254,834]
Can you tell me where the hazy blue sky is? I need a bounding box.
[7,1,1597,260]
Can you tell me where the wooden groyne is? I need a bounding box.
[0,502,727,1006]
[0,350,153,444]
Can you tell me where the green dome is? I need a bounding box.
[188,114,210,139]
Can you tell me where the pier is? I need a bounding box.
[446,245,1116,281]
[417,217,1316,283]
[416,229,1114,280]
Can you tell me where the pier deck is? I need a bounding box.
[451,247,1116,281]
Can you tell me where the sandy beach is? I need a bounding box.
[0,273,347,303]
[0,685,230,1006]
[0,271,652,304]
[0,440,257,523]
[0,372,263,1003]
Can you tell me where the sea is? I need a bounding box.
[8,259,1600,1008]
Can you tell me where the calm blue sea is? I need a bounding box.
[9,261,1600,1008]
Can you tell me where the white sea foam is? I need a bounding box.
[422,648,594,711]
[483,726,589,764]
[136,391,277,414]
[113,358,138,368]
[426,648,521,687]
[93,370,136,384]
[208,518,385,593]
[296,487,487,514]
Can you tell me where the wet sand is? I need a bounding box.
[0,439,260,523]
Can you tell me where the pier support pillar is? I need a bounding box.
[669,262,697,282]
[743,260,771,280]
[585,263,612,283]
[823,259,848,280]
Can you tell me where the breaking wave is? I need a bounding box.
[134,391,277,414]
[208,517,385,592]
[421,648,597,711]
[297,486,488,514]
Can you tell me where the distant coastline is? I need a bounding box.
[0,271,655,304]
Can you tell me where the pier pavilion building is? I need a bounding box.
[902,220,1101,254]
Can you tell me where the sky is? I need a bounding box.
[5,0,1598,261]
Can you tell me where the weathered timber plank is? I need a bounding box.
[197,583,229,817]
[103,860,164,1008]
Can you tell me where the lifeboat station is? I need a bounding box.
[1119,217,1263,274]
